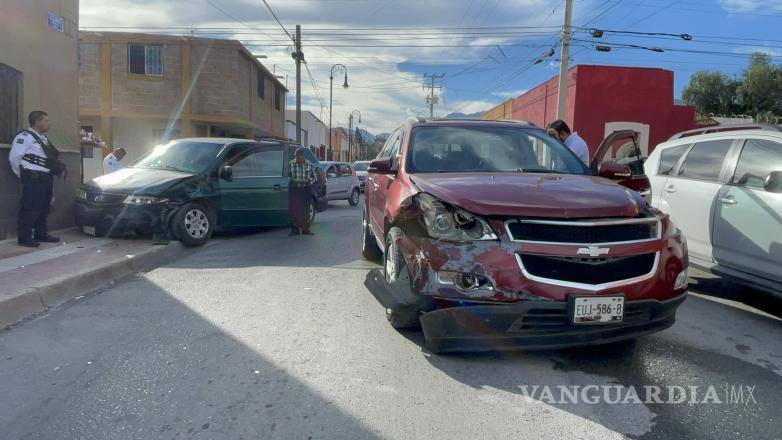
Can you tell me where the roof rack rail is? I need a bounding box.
[497,119,536,126]
[668,123,782,140]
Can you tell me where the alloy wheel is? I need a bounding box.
[385,235,398,283]
[184,209,209,239]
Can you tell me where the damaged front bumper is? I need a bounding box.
[420,293,686,353]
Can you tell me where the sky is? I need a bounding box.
[80,0,782,134]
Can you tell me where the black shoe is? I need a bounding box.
[18,239,40,248]
[34,235,60,243]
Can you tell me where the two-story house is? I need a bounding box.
[78,32,287,177]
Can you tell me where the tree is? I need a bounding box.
[737,52,782,116]
[682,71,740,115]
[354,129,365,159]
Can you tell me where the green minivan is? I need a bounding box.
[75,138,328,246]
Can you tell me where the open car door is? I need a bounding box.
[591,130,651,201]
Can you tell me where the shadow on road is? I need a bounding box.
[169,202,367,270]
[686,271,782,319]
[0,275,381,439]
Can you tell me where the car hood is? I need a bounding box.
[84,167,195,195]
[355,171,368,177]
[409,173,645,218]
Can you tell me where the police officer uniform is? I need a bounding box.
[103,152,120,174]
[8,129,60,247]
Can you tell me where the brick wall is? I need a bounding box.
[110,43,183,115]
[78,42,101,111]
[190,46,244,118]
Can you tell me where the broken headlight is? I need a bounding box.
[416,193,497,241]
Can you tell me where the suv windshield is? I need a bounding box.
[134,141,222,174]
[353,161,370,171]
[406,126,589,175]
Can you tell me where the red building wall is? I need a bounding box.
[509,65,698,156]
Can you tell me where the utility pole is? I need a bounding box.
[424,73,444,119]
[556,0,573,120]
[294,25,303,145]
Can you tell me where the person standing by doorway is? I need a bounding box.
[288,148,316,236]
[8,111,63,247]
[546,119,590,164]
[102,147,126,174]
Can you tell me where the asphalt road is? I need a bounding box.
[1,201,780,440]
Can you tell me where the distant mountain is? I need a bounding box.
[375,132,391,140]
[443,111,485,119]
[355,128,375,144]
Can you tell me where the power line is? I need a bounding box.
[259,0,295,42]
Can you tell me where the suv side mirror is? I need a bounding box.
[368,157,395,175]
[219,165,233,181]
[599,161,632,180]
[764,170,782,193]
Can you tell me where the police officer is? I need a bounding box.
[8,111,62,247]
[102,147,126,174]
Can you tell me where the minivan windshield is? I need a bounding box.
[134,141,222,174]
[406,126,590,175]
[353,161,370,171]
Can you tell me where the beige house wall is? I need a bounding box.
[0,0,80,239]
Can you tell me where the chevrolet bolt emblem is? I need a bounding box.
[577,246,610,257]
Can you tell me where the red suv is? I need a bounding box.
[362,118,688,353]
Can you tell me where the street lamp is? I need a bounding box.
[329,64,348,160]
[348,110,362,162]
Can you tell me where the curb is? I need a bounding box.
[0,241,190,329]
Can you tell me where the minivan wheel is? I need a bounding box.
[361,209,382,261]
[307,198,316,227]
[348,188,360,206]
[173,203,214,247]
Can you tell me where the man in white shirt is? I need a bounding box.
[547,119,590,164]
[103,147,126,174]
[8,111,61,247]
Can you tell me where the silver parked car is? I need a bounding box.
[353,160,370,191]
[645,125,782,296]
[320,161,361,206]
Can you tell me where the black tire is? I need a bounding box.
[362,209,382,261]
[384,227,421,329]
[307,198,316,227]
[172,203,214,247]
[348,188,360,206]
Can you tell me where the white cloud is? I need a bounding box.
[733,45,782,57]
[493,89,528,98]
[719,0,782,12]
[79,0,565,133]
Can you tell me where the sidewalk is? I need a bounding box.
[0,228,188,328]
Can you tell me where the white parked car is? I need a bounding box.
[320,161,361,206]
[645,125,782,296]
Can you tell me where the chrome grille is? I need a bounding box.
[519,253,657,285]
[86,192,126,205]
[506,218,659,244]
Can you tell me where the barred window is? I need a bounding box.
[128,44,164,76]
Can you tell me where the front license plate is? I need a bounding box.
[571,296,624,324]
[82,226,96,236]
